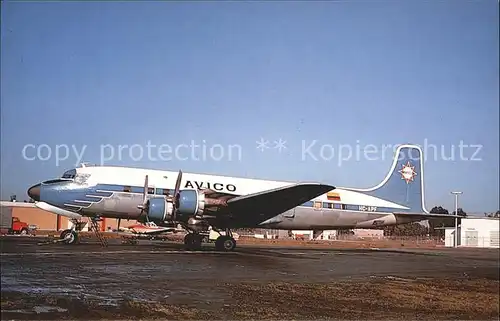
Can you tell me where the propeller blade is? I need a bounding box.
[137,175,149,211]
[173,170,182,197]
[143,174,149,205]
[171,170,182,221]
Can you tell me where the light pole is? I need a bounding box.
[451,191,463,247]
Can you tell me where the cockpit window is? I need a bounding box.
[43,179,71,184]
[61,169,77,179]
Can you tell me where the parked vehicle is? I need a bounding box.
[201,229,239,243]
[10,217,30,234]
[0,207,36,235]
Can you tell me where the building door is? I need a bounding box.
[465,230,478,247]
[489,231,499,248]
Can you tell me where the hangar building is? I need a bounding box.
[0,203,135,232]
[444,217,499,248]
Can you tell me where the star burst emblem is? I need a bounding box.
[398,161,417,184]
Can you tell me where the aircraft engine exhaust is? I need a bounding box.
[186,217,209,232]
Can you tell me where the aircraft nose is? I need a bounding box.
[27,183,41,201]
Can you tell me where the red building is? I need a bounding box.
[2,204,138,232]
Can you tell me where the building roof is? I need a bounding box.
[463,216,499,221]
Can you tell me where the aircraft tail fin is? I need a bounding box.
[346,144,427,213]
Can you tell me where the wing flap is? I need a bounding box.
[227,183,335,219]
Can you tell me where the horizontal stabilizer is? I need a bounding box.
[35,201,83,220]
[227,183,335,216]
[393,212,462,219]
[1,201,82,220]
[128,228,176,235]
[0,201,36,208]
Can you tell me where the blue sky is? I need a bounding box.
[1,1,498,213]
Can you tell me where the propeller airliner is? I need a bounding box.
[1,144,456,251]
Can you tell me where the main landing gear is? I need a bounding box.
[214,229,236,252]
[183,228,236,252]
[184,233,203,250]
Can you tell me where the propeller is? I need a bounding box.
[167,170,183,221]
[136,171,183,223]
[137,175,149,221]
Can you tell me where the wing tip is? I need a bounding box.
[0,201,37,208]
[297,182,336,191]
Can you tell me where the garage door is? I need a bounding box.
[465,231,479,246]
[490,231,499,248]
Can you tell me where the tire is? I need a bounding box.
[60,229,79,245]
[184,234,202,251]
[215,236,236,252]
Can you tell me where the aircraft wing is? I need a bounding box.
[226,183,335,221]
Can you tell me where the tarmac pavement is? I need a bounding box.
[1,236,499,320]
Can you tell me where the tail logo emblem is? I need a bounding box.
[398,161,417,184]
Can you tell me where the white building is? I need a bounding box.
[291,230,313,240]
[444,217,499,248]
[287,230,338,240]
[353,229,384,238]
[461,217,499,248]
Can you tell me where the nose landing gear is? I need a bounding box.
[58,217,107,246]
[60,229,79,244]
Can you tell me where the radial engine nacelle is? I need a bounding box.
[147,189,207,221]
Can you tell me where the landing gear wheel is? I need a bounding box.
[184,233,202,251]
[215,235,236,252]
[60,229,79,245]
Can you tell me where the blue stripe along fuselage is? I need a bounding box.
[299,201,407,213]
[39,181,407,215]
